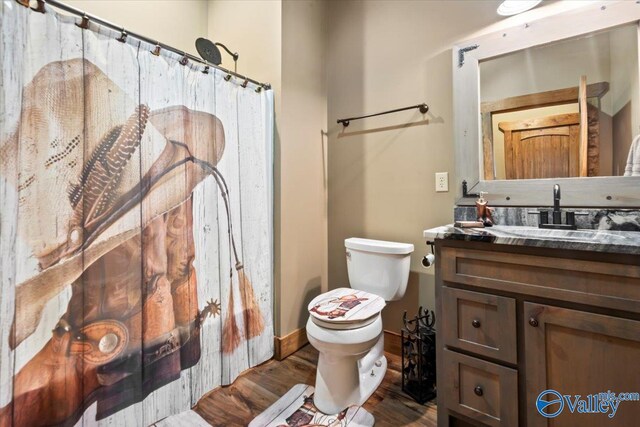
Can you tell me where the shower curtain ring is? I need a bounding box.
[255,86,262,93]
[179,53,189,66]
[151,42,161,56]
[241,78,249,88]
[32,0,45,13]
[117,28,127,43]
[76,13,90,29]
[202,65,210,74]
[224,74,232,82]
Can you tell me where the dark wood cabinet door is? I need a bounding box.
[524,302,640,427]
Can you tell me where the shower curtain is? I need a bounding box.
[0,2,274,426]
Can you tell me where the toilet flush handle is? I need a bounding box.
[346,250,351,260]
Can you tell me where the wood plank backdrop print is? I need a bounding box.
[0,3,274,426]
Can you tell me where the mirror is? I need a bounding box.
[479,24,639,180]
[451,0,640,208]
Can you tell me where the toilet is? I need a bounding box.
[306,237,414,414]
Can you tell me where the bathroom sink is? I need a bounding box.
[423,225,639,255]
[491,226,629,243]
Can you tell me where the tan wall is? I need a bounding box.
[279,1,328,335]
[326,0,502,333]
[207,0,282,108]
[209,0,327,337]
[65,1,208,56]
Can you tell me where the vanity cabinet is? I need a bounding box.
[523,303,640,427]
[435,240,640,427]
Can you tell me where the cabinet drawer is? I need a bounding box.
[442,287,517,363]
[443,349,518,427]
[440,246,640,315]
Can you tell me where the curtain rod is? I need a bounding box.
[337,103,429,127]
[20,0,272,91]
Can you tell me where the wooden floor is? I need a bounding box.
[194,345,437,426]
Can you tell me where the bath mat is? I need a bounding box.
[249,383,375,427]
[153,410,211,426]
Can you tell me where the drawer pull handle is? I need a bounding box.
[529,317,539,327]
[471,319,481,328]
[474,385,484,397]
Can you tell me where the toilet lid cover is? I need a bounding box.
[308,288,385,324]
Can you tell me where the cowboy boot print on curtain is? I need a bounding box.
[0,58,231,426]
[165,196,221,369]
[2,205,197,426]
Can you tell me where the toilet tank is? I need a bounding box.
[344,238,414,301]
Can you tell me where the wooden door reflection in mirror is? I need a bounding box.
[499,113,581,179]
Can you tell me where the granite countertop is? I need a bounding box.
[423,225,640,255]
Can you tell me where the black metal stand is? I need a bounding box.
[401,307,437,404]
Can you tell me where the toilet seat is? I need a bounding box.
[310,313,380,330]
[308,288,385,331]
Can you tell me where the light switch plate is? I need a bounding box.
[435,172,449,192]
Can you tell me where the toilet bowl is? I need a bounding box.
[306,238,413,414]
[306,314,384,415]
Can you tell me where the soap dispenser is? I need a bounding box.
[476,191,494,227]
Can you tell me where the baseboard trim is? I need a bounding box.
[274,327,308,361]
[383,330,402,357]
